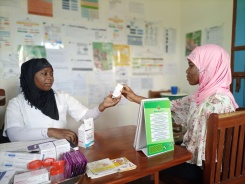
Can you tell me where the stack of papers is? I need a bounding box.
[86,157,136,179]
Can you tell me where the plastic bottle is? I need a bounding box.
[52,160,65,167]
[42,158,55,171]
[50,165,64,184]
[27,160,43,171]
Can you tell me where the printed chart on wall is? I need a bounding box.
[81,0,99,20]
[126,18,144,46]
[43,23,64,49]
[65,24,93,71]
[28,0,53,17]
[205,24,224,46]
[185,30,201,56]
[107,16,126,44]
[131,48,164,75]
[107,0,126,43]
[1,53,19,80]
[92,42,114,71]
[0,12,11,50]
[144,21,159,47]
[55,0,79,19]
[18,45,46,65]
[12,17,43,48]
[113,44,130,67]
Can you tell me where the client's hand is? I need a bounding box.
[98,93,121,112]
[121,85,137,102]
[47,128,78,146]
[121,84,146,104]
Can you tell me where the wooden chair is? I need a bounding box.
[148,89,171,98]
[203,111,245,184]
[0,89,5,106]
[0,89,9,144]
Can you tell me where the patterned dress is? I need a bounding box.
[171,93,236,166]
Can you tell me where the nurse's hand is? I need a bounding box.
[98,93,121,112]
[47,128,78,146]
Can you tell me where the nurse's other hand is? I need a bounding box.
[47,128,78,146]
[99,93,121,112]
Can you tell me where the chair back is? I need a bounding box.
[148,90,170,98]
[203,111,245,184]
[0,89,5,106]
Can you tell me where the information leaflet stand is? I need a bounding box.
[134,98,174,157]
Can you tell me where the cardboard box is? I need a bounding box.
[78,118,94,148]
[0,170,15,184]
[38,142,56,160]
[53,139,70,160]
[14,168,49,184]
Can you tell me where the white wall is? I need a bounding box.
[178,0,233,95]
[0,0,233,133]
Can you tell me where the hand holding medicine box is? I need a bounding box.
[78,118,94,148]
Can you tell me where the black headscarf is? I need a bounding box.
[20,58,59,120]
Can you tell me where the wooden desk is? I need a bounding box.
[78,125,192,184]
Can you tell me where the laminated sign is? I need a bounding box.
[134,98,174,157]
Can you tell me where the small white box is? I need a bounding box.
[78,118,94,148]
[0,170,15,184]
[14,168,49,184]
[38,142,56,160]
[0,152,42,171]
[53,139,70,160]
[112,83,123,98]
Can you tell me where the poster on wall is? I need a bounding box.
[107,16,126,44]
[92,42,114,71]
[81,0,99,20]
[43,23,64,49]
[17,45,46,65]
[28,0,53,17]
[0,12,11,50]
[132,56,164,75]
[107,0,126,43]
[88,28,107,42]
[55,0,80,20]
[205,24,223,46]
[126,18,144,46]
[144,21,159,47]
[1,53,19,80]
[68,40,93,71]
[163,28,176,54]
[113,44,130,66]
[13,17,43,47]
[131,48,164,75]
[185,30,201,56]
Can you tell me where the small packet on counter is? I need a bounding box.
[78,118,94,148]
[38,142,56,160]
[0,152,43,171]
[53,139,70,160]
[13,168,49,184]
[0,170,16,184]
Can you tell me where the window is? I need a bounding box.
[231,0,245,109]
